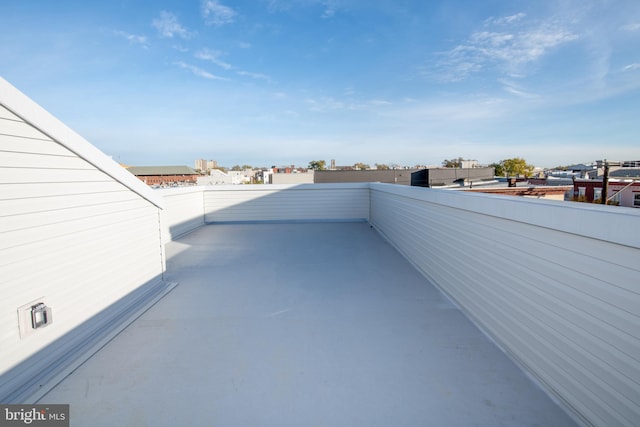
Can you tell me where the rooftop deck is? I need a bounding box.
[39,222,577,426]
[3,79,638,426]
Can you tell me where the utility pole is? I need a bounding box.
[601,159,609,205]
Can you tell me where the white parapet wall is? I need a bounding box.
[368,183,640,427]
[157,186,206,243]
[77,182,371,254]
[202,183,370,223]
[156,183,371,242]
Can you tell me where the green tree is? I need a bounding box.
[503,157,534,177]
[375,163,390,170]
[308,160,326,170]
[491,158,534,177]
[353,162,370,170]
[231,165,242,171]
[442,157,464,168]
[489,162,504,177]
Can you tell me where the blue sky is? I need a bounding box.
[1,0,639,168]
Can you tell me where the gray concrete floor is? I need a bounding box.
[40,223,578,426]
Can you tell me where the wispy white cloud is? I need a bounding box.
[485,13,526,26]
[175,61,227,80]
[501,82,539,99]
[344,86,356,96]
[621,23,640,31]
[306,97,345,111]
[263,0,339,18]
[153,11,192,39]
[321,1,338,18]
[172,44,190,53]
[237,70,271,81]
[283,110,299,117]
[623,63,640,71]
[321,9,335,18]
[368,99,391,106]
[425,56,482,82]
[194,48,272,81]
[264,0,290,13]
[202,0,237,26]
[514,25,579,62]
[471,31,514,47]
[114,30,148,48]
[431,14,579,81]
[388,97,509,122]
[305,95,392,112]
[195,48,232,69]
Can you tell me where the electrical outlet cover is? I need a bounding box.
[17,298,48,339]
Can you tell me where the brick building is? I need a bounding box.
[572,168,640,207]
[126,166,198,187]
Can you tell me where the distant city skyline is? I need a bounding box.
[1,0,639,168]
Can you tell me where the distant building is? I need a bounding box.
[270,170,314,184]
[315,169,419,185]
[572,168,640,207]
[529,164,598,186]
[411,167,495,188]
[198,169,254,185]
[527,175,574,186]
[250,165,313,184]
[194,159,218,173]
[565,163,597,175]
[194,159,207,172]
[464,186,572,201]
[271,165,307,174]
[597,160,640,169]
[460,160,480,168]
[127,166,198,187]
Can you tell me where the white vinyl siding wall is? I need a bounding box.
[154,184,370,242]
[0,102,166,402]
[158,187,205,243]
[203,183,370,223]
[369,183,640,427]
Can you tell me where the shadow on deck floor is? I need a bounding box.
[40,222,578,426]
